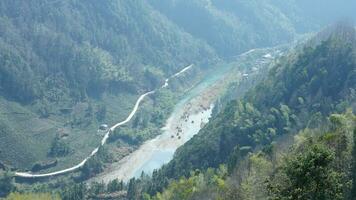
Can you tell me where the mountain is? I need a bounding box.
[149,23,356,187]
[0,0,216,170]
[0,0,216,104]
[1,0,347,171]
[85,23,355,200]
[0,0,356,195]
[149,0,297,57]
[148,0,356,57]
[148,112,355,200]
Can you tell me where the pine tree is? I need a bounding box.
[0,171,14,197]
[351,128,356,199]
[127,178,137,200]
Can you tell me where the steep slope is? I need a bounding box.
[148,0,356,57]
[149,112,355,200]
[159,24,356,179]
[90,24,356,200]
[0,0,215,104]
[148,0,296,57]
[0,0,216,170]
[294,0,356,26]
[1,0,355,174]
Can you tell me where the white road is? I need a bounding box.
[14,64,194,178]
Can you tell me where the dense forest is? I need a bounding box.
[149,23,356,179]
[145,111,355,200]
[0,0,356,200]
[2,23,352,200]
[148,0,356,57]
[115,24,356,200]
[0,0,216,170]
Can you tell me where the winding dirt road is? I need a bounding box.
[14,64,193,178]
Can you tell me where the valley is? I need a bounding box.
[89,46,281,183]
[14,64,194,178]
[1,1,355,200]
[11,44,279,183]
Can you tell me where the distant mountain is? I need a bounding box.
[149,0,297,57]
[148,0,356,57]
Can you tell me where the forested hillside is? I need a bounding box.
[1,1,356,198]
[0,0,215,104]
[148,112,355,200]
[149,0,297,57]
[148,0,356,57]
[49,24,356,200]
[136,24,356,198]
[0,0,216,170]
[1,0,347,172]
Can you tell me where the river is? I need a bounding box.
[91,63,234,183]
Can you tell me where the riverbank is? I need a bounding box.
[90,64,233,183]
[14,65,194,179]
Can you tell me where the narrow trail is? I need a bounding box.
[14,64,194,178]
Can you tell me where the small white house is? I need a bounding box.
[99,124,109,131]
[263,53,273,59]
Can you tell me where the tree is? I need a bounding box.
[351,128,356,199]
[227,145,240,174]
[81,156,103,179]
[61,183,87,200]
[5,192,60,200]
[127,178,137,200]
[107,179,123,193]
[267,144,344,200]
[96,104,107,122]
[49,136,70,157]
[89,182,105,196]
[0,172,15,197]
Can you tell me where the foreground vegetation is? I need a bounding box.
[144,111,355,200]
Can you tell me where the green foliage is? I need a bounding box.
[106,179,124,193]
[0,0,215,170]
[0,0,215,104]
[5,192,61,200]
[80,147,112,179]
[88,182,106,196]
[351,127,356,199]
[150,0,296,57]
[150,89,176,127]
[59,179,125,200]
[81,156,103,179]
[157,26,356,181]
[61,183,86,200]
[231,153,273,200]
[95,104,107,122]
[151,165,228,200]
[109,89,176,145]
[227,145,241,174]
[267,144,344,200]
[125,112,355,200]
[264,111,355,200]
[49,136,70,157]
[127,178,138,200]
[0,171,15,197]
